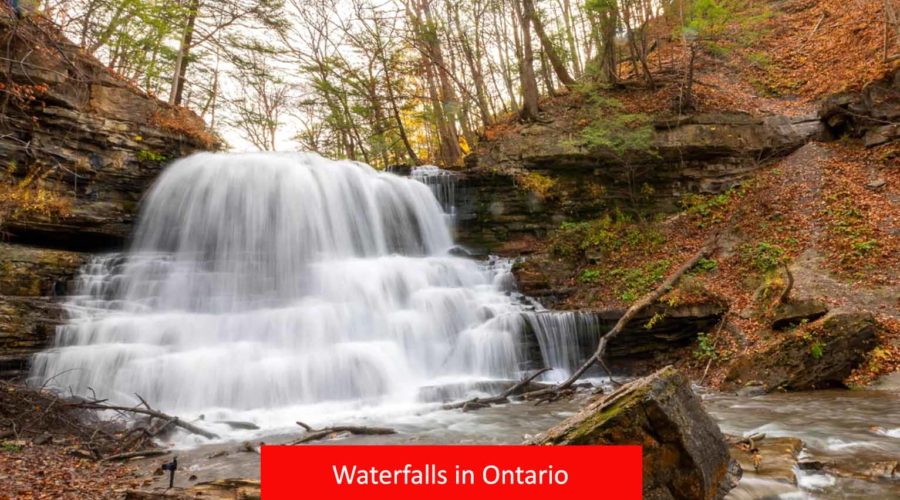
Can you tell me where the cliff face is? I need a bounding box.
[457,110,824,253]
[0,15,213,377]
[0,15,213,249]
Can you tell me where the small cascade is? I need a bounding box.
[30,152,601,437]
[411,165,457,217]
[523,312,600,382]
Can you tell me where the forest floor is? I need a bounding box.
[498,0,900,387]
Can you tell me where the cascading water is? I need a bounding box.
[410,165,457,217]
[30,152,595,437]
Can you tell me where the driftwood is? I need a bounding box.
[440,367,552,411]
[445,242,718,410]
[71,398,219,440]
[100,449,170,462]
[291,422,396,444]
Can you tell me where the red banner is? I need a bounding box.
[261,445,642,499]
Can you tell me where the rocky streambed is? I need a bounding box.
[119,372,899,499]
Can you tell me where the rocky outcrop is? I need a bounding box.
[0,244,85,378]
[0,15,214,249]
[723,312,878,392]
[0,16,212,377]
[520,302,726,372]
[459,112,823,253]
[531,366,741,499]
[771,298,829,330]
[820,70,900,147]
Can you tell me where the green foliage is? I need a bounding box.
[748,51,772,68]
[1,443,22,453]
[809,341,825,360]
[136,150,167,162]
[579,268,602,283]
[680,189,734,227]
[693,332,718,361]
[610,259,671,302]
[644,312,666,330]
[742,241,785,274]
[685,0,732,36]
[579,112,656,159]
[550,211,665,260]
[692,257,718,273]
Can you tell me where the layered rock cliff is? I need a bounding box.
[0,15,212,376]
[457,110,824,253]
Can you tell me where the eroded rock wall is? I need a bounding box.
[0,15,212,376]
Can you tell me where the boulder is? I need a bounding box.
[820,69,900,146]
[530,366,741,500]
[723,312,878,392]
[771,298,829,330]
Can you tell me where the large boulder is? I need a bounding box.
[771,298,829,330]
[723,312,878,392]
[530,366,741,499]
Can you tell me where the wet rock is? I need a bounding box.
[723,312,878,392]
[729,436,803,485]
[771,298,829,330]
[0,244,86,377]
[530,366,741,499]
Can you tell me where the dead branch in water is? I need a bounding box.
[440,367,552,411]
[291,422,396,444]
[70,397,219,440]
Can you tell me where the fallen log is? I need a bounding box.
[100,449,170,462]
[291,422,396,444]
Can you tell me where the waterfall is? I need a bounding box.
[410,165,457,217]
[30,153,595,434]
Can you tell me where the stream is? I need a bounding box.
[128,378,898,499]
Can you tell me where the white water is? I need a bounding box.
[30,153,593,437]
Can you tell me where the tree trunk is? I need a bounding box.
[170,0,201,106]
[523,0,576,89]
[515,0,540,121]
